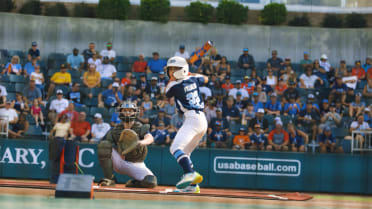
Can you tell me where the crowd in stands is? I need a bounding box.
[0,41,371,153]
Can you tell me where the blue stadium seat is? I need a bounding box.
[55,85,70,96]
[117,63,130,72]
[25,125,43,138]
[229,61,238,69]
[101,79,113,88]
[230,69,245,77]
[229,123,241,135]
[256,62,266,71]
[89,107,110,118]
[83,97,98,107]
[48,52,66,61]
[0,74,10,82]
[15,83,26,93]
[114,56,124,64]
[9,74,29,83]
[47,69,59,77]
[116,72,126,79]
[7,50,26,59]
[128,56,138,63]
[68,69,81,79]
[0,49,9,59]
[74,105,89,114]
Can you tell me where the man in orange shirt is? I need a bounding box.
[232,127,250,150]
[132,53,147,73]
[367,67,372,81]
[266,120,289,151]
[352,60,366,81]
[70,111,91,142]
[221,76,234,91]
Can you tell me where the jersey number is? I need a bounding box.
[186,91,202,108]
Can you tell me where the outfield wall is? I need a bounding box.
[0,139,370,194]
[0,13,372,65]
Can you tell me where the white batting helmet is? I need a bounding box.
[166,56,189,80]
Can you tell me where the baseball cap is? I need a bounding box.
[215,121,221,126]
[324,126,331,132]
[304,51,309,55]
[159,71,165,75]
[271,92,277,97]
[356,92,362,97]
[322,99,328,103]
[244,75,250,80]
[106,42,112,47]
[32,41,37,46]
[103,56,109,59]
[216,108,222,112]
[159,122,165,126]
[60,64,67,69]
[308,94,315,99]
[179,45,185,49]
[236,91,242,96]
[112,82,120,88]
[239,127,245,132]
[321,54,328,59]
[243,48,249,52]
[288,80,296,85]
[151,77,158,81]
[94,113,102,119]
[56,89,63,94]
[225,76,230,79]
[330,103,336,107]
[235,80,241,84]
[253,92,259,96]
[365,108,370,112]
[276,121,283,126]
[257,108,265,113]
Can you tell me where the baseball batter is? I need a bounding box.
[165,56,208,193]
[97,101,157,188]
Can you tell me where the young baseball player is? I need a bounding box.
[165,56,208,193]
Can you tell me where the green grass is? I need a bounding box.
[313,194,372,202]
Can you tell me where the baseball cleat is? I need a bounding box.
[174,184,200,193]
[176,172,203,189]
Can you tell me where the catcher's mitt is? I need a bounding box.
[118,129,139,156]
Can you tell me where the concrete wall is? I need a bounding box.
[0,12,371,65]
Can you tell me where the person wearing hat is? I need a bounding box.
[241,75,254,94]
[228,80,249,100]
[283,95,300,117]
[90,113,111,143]
[70,111,91,142]
[97,56,117,80]
[66,82,87,107]
[209,107,229,132]
[83,63,101,90]
[49,89,69,116]
[152,109,170,129]
[319,54,332,73]
[22,79,42,105]
[319,102,341,132]
[349,92,366,118]
[287,123,308,152]
[221,76,234,91]
[0,100,18,127]
[222,97,241,123]
[145,76,161,99]
[248,108,269,134]
[362,79,372,100]
[264,92,281,116]
[352,60,366,81]
[98,82,123,108]
[174,44,190,60]
[249,123,267,150]
[157,71,168,90]
[267,50,283,72]
[132,53,147,73]
[46,63,72,100]
[299,66,323,89]
[238,48,255,70]
[27,41,40,61]
[151,122,171,146]
[329,76,347,104]
[232,127,250,150]
[275,78,288,96]
[234,91,248,112]
[208,121,228,148]
[266,120,289,151]
[282,80,300,103]
[298,101,320,142]
[301,93,320,113]
[300,51,312,70]
[318,126,338,153]
[147,52,167,73]
[67,48,84,71]
[82,42,97,64]
[100,42,116,63]
[251,91,264,112]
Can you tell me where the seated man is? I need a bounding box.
[0,101,18,128]
[132,53,147,73]
[22,79,42,105]
[265,93,281,116]
[348,114,370,149]
[56,102,79,124]
[98,83,123,108]
[232,127,250,150]
[151,122,170,146]
[23,57,39,77]
[287,123,308,152]
[100,42,116,63]
[46,64,72,100]
[237,48,255,70]
[266,121,289,151]
[319,102,341,132]
[318,126,340,153]
[67,48,84,71]
[146,52,166,73]
[208,121,228,148]
[145,77,161,99]
[222,97,241,123]
[27,41,41,61]
[69,112,91,142]
[298,102,320,142]
[151,110,170,130]
[97,56,117,80]
[67,83,89,107]
[248,108,269,134]
[349,93,365,118]
[250,123,267,150]
[48,90,69,123]
[299,66,323,89]
[90,113,111,143]
[329,76,348,104]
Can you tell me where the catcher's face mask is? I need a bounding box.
[118,107,139,123]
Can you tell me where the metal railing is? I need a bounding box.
[351,130,372,153]
[0,116,9,138]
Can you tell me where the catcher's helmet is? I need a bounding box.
[116,101,139,123]
[166,56,189,80]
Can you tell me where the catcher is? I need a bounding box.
[97,101,157,188]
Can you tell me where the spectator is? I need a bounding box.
[265,69,277,88]
[157,71,168,91]
[136,74,148,92]
[250,70,262,86]
[13,92,29,114]
[30,65,45,95]
[197,57,213,75]
[283,96,300,117]
[27,41,41,61]
[222,97,240,123]
[241,103,255,125]
[46,64,72,100]
[140,94,152,112]
[229,80,249,100]
[90,113,110,143]
[82,42,97,64]
[368,64,372,81]
[275,78,287,96]
[87,51,102,67]
[266,121,289,151]
[163,97,176,118]
[137,106,150,124]
[110,111,121,127]
[216,56,230,80]
[298,102,319,142]
[152,110,170,129]
[0,101,18,126]
[132,53,147,73]
[22,79,42,105]
[283,80,300,103]
[0,87,7,108]
[2,55,22,75]
[342,68,358,90]
[67,83,88,107]
[23,57,38,77]
[335,60,348,77]
[67,48,84,71]
[349,93,365,117]
[256,84,267,103]
[208,121,228,148]
[98,82,122,108]
[221,76,234,92]
[83,63,101,90]
[57,102,79,123]
[97,56,117,80]
[319,102,341,132]
[287,123,308,152]
[232,127,251,150]
[265,93,281,116]
[69,112,91,142]
[120,72,132,88]
[31,99,44,126]
[174,45,190,60]
[301,94,320,113]
[248,108,269,134]
[238,48,255,70]
[348,114,371,149]
[319,99,330,116]
[352,60,366,81]
[318,126,338,153]
[208,47,222,68]
[170,110,184,131]
[205,100,217,123]
[8,113,29,139]
[251,92,264,112]
[300,51,312,70]
[241,76,254,95]
[145,77,161,99]
[234,92,247,112]
[280,58,292,76]
[100,42,116,63]
[249,123,267,150]
[261,78,273,95]
[362,57,371,72]
[49,113,70,140]
[362,79,372,99]
[200,83,212,99]
[267,50,283,72]
[329,76,347,104]
[300,66,323,89]
[319,54,332,74]
[152,122,170,146]
[280,66,296,84]
[48,90,69,122]
[147,52,166,73]
[210,108,229,133]
[213,83,227,99]
[0,78,7,100]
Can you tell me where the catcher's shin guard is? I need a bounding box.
[97,140,114,179]
[126,175,157,188]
